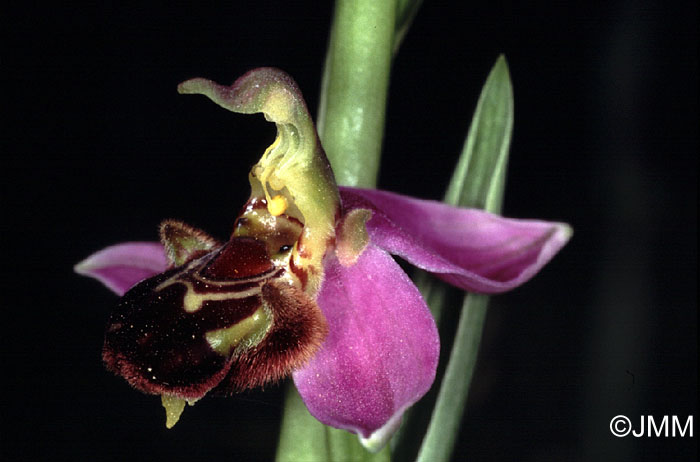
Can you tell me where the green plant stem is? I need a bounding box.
[276,384,329,461]
[276,384,391,462]
[317,0,396,187]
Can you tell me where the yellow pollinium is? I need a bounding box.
[267,194,288,217]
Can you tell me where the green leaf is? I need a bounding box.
[412,55,514,462]
[444,54,513,213]
[393,0,423,53]
[317,0,397,187]
[415,295,489,462]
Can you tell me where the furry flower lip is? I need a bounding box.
[76,68,571,450]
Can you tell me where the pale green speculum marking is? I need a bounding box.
[205,306,273,356]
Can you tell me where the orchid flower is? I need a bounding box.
[75,68,571,451]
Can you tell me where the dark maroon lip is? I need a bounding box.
[102,238,272,397]
[103,230,327,399]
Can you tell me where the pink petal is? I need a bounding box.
[339,187,572,294]
[74,242,168,295]
[293,245,439,451]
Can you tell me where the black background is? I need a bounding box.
[5,1,697,461]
